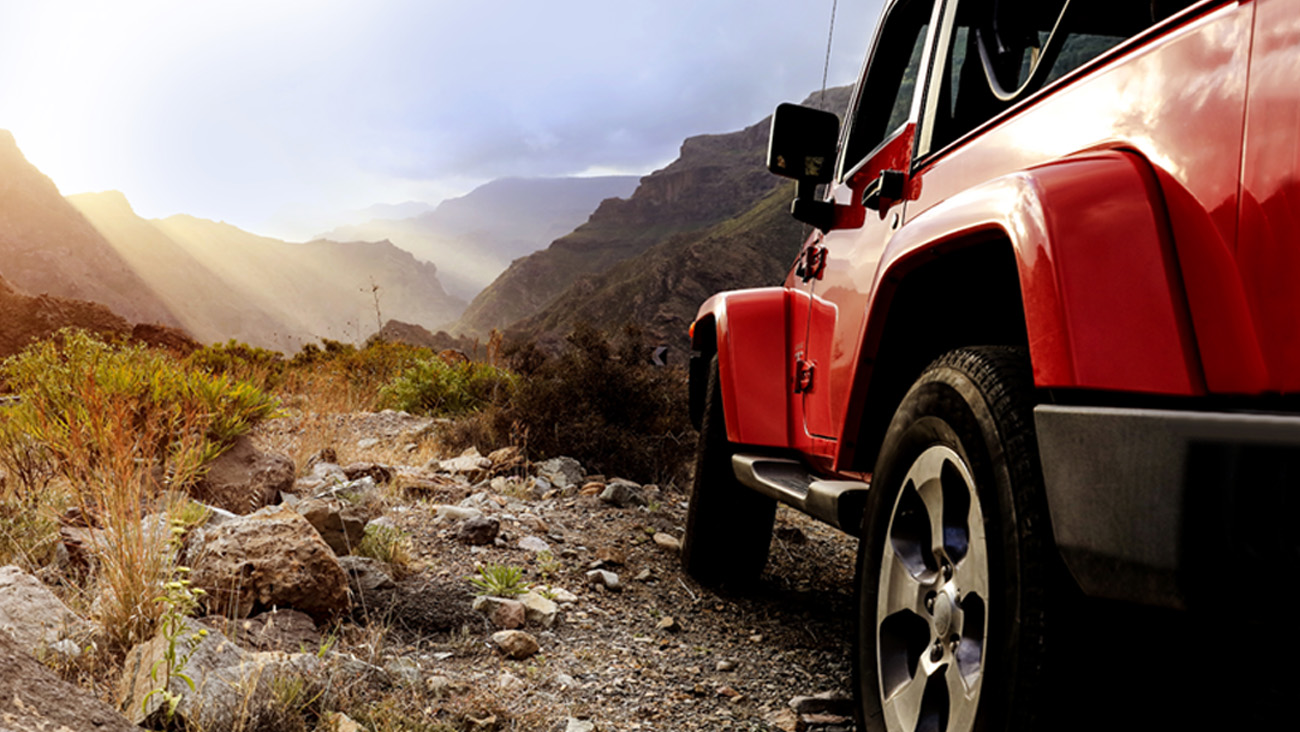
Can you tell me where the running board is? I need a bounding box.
[731,453,871,533]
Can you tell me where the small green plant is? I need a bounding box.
[357,523,414,573]
[534,550,562,582]
[468,563,530,597]
[143,528,207,724]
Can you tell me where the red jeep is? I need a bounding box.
[684,1,1295,729]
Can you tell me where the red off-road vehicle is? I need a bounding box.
[683,1,1296,729]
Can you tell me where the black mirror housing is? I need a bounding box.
[767,103,840,184]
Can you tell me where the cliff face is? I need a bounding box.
[454,86,853,339]
[0,131,178,328]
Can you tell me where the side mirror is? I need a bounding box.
[766,103,840,231]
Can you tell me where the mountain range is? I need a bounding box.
[319,176,639,301]
[0,86,851,360]
[456,86,853,357]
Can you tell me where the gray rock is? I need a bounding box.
[188,505,350,623]
[0,565,91,654]
[0,632,137,731]
[191,435,295,515]
[536,457,584,489]
[201,608,323,653]
[356,437,381,449]
[337,555,397,594]
[458,516,500,545]
[653,532,682,552]
[517,535,551,553]
[343,462,394,484]
[564,718,598,732]
[586,569,621,592]
[433,505,483,522]
[790,689,854,716]
[519,591,559,628]
[118,620,323,730]
[295,496,368,555]
[313,476,378,501]
[491,629,540,659]
[472,596,526,629]
[598,480,646,508]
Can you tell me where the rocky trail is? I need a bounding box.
[2,409,863,732]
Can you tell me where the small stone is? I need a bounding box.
[716,685,743,699]
[652,532,681,552]
[586,569,621,592]
[716,660,736,672]
[491,629,540,659]
[564,719,597,732]
[548,587,579,603]
[766,708,802,732]
[634,568,653,582]
[749,634,764,642]
[579,482,605,496]
[554,673,579,689]
[324,712,364,732]
[790,690,854,716]
[498,671,525,690]
[356,437,380,450]
[425,675,456,697]
[457,516,500,545]
[594,546,626,565]
[518,536,551,553]
[472,596,526,629]
[433,505,483,522]
[536,457,585,489]
[656,616,680,632]
[519,591,559,628]
[598,480,646,508]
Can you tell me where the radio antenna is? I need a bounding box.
[820,0,839,105]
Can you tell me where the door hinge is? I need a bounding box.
[795,358,815,394]
[797,244,827,282]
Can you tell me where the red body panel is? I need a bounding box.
[697,0,1300,471]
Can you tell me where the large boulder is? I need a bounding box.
[191,435,294,515]
[118,619,321,730]
[188,505,350,623]
[0,565,91,654]
[0,631,139,731]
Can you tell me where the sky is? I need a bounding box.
[0,0,883,241]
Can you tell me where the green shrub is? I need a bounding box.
[356,523,413,573]
[0,328,280,492]
[506,323,694,485]
[377,358,514,417]
[186,339,287,391]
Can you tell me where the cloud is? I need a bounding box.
[0,0,882,237]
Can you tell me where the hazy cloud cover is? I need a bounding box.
[0,0,883,239]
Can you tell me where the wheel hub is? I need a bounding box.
[875,445,989,732]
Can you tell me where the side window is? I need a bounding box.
[929,0,1202,152]
[842,0,936,173]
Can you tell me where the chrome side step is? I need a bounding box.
[731,453,871,533]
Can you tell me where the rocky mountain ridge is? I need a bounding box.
[455,85,854,346]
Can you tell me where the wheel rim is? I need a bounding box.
[876,445,988,732]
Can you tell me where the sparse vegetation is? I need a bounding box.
[356,523,414,574]
[468,562,530,597]
[377,357,514,417]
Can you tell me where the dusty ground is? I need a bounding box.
[255,410,861,731]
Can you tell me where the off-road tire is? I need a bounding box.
[855,347,1054,732]
[681,354,776,587]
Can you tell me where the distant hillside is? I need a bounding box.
[0,275,198,359]
[0,131,178,328]
[68,192,465,352]
[457,85,854,343]
[514,182,804,357]
[320,176,639,300]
